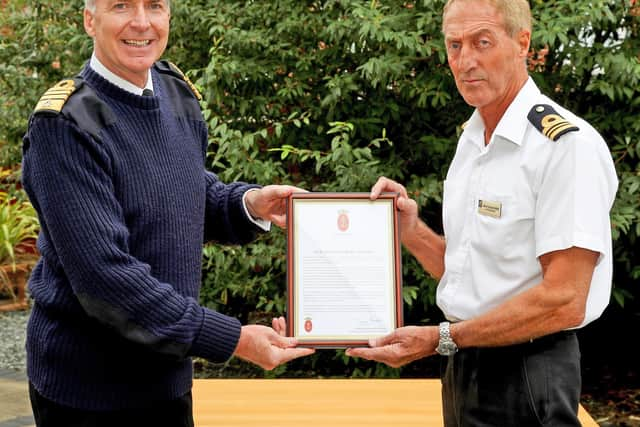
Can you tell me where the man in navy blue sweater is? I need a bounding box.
[22,0,313,425]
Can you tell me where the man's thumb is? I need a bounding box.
[369,332,395,348]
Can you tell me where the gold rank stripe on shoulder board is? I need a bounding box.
[541,114,577,141]
[168,61,202,101]
[34,79,77,114]
[527,104,579,142]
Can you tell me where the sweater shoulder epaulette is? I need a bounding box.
[527,104,579,142]
[31,77,116,143]
[154,60,202,101]
[34,79,78,114]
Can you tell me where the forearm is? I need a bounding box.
[450,248,596,348]
[451,286,576,349]
[403,220,446,280]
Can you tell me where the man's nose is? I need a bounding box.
[130,4,152,29]
[458,44,476,71]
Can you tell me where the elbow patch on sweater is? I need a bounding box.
[77,291,192,360]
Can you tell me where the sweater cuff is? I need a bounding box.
[190,308,242,362]
[230,183,267,242]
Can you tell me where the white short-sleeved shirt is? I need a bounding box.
[437,78,618,327]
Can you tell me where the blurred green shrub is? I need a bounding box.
[0,167,39,297]
[1,0,638,377]
[0,0,89,166]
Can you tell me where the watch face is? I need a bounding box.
[437,341,457,356]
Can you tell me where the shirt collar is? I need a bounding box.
[460,77,541,149]
[89,53,154,96]
[492,77,540,146]
[459,110,485,150]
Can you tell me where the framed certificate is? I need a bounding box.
[286,192,403,348]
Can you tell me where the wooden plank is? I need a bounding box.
[193,379,598,427]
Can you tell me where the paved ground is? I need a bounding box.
[0,369,35,427]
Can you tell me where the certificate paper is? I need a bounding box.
[286,193,403,347]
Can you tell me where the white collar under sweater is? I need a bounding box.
[89,53,154,96]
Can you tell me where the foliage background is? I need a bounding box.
[1,0,638,378]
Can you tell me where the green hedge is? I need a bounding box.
[1,0,638,378]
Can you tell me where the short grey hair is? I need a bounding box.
[84,0,171,13]
[442,0,531,37]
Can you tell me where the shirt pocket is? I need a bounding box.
[472,192,535,261]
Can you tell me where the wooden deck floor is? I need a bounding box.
[193,379,598,426]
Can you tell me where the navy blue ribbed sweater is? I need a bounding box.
[22,64,260,410]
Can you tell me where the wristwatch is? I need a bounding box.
[436,321,458,356]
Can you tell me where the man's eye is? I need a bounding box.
[113,2,128,10]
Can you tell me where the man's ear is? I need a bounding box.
[517,29,531,58]
[84,8,96,38]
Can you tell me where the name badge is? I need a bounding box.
[478,200,502,219]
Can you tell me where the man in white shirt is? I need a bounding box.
[347,0,618,425]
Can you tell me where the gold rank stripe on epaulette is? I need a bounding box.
[460,120,469,130]
[34,79,77,113]
[527,104,579,142]
[167,61,202,101]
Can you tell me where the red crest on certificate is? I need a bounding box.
[304,318,313,332]
[337,210,349,232]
